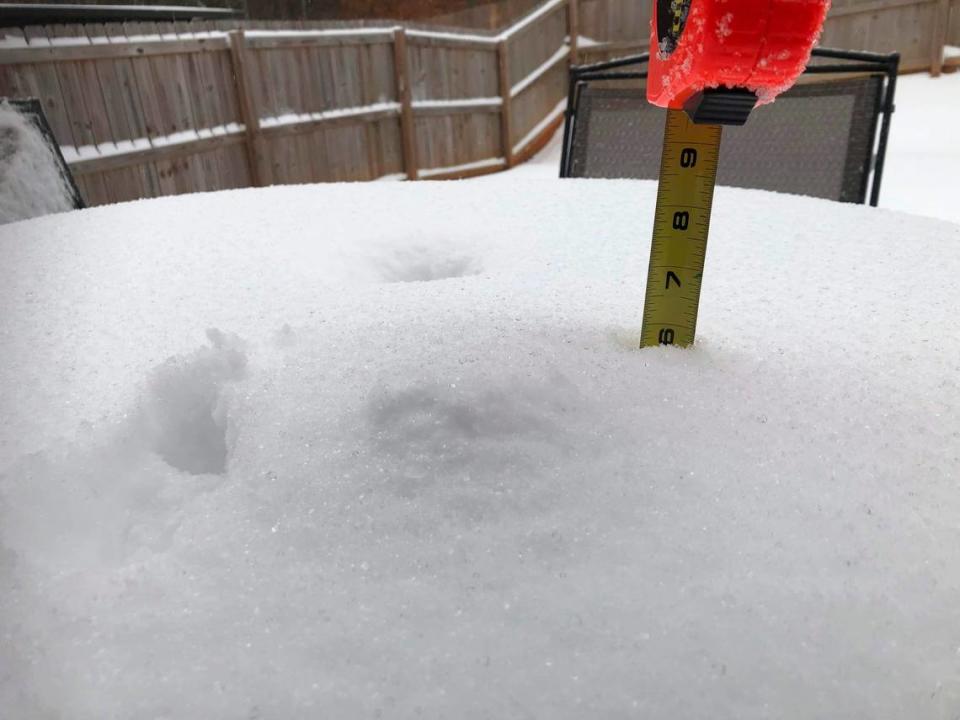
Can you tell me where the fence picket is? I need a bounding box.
[227,30,266,186]
[392,28,417,179]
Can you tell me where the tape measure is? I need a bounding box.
[640,110,721,348]
[639,0,830,348]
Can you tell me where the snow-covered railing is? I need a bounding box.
[0,34,229,63]
[62,123,247,175]
[417,156,506,179]
[411,97,503,114]
[258,104,402,132]
[0,0,579,201]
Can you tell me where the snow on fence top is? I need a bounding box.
[0,0,575,205]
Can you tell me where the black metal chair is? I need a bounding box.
[560,48,900,206]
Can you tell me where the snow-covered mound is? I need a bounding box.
[0,101,76,225]
[1,181,959,718]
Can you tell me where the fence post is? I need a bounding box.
[930,0,950,76]
[228,30,267,186]
[393,27,418,180]
[568,0,580,65]
[497,38,515,167]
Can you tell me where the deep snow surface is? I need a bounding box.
[1,182,960,718]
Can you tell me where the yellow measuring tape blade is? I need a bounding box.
[640,109,722,348]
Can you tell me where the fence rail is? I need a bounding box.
[0,0,956,206]
[0,1,571,205]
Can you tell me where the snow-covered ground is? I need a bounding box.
[2,177,959,717]
[490,72,960,224]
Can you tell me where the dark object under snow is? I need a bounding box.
[560,47,900,206]
[3,97,85,210]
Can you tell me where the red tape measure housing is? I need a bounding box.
[647,0,831,110]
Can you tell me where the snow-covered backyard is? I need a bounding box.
[1,72,960,719]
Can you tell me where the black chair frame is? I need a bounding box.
[559,47,900,206]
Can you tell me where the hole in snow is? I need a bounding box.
[377,246,482,283]
[141,328,247,475]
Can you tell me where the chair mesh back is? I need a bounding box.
[568,76,883,203]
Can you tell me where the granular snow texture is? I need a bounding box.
[0,102,76,225]
[1,181,959,719]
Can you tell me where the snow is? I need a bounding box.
[406,0,565,45]
[2,177,960,717]
[500,0,566,40]
[0,31,228,49]
[0,102,75,225]
[244,28,396,40]
[715,13,734,41]
[417,156,505,178]
[879,72,960,224]
[60,123,245,164]
[405,28,498,45]
[411,97,502,110]
[259,104,400,130]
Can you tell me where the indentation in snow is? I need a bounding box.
[376,246,482,283]
[141,329,247,475]
[366,370,579,521]
[0,330,245,573]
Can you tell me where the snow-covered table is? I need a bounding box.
[2,181,959,718]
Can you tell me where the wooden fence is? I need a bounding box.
[0,0,574,205]
[575,0,960,75]
[428,0,544,30]
[0,0,957,207]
